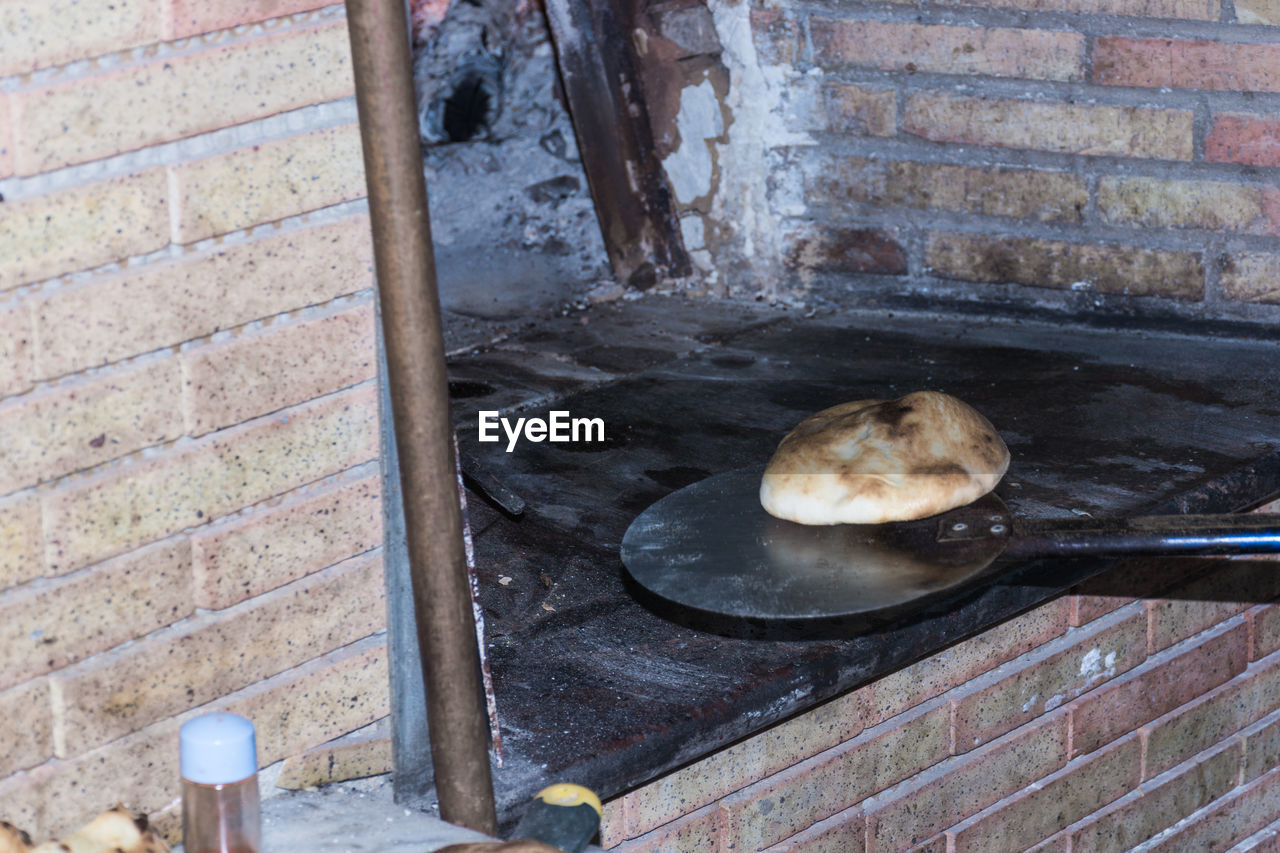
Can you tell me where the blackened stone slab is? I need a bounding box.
[434,296,1280,821]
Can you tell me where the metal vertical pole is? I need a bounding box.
[343,0,499,834]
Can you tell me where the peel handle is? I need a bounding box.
[1002,514,1280,561]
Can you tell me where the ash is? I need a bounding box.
[413,1,612,332]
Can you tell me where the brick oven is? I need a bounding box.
[4,1,1280,852]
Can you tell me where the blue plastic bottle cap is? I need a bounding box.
[180,712,258,785]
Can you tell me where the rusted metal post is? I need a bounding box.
[343,0,498,835]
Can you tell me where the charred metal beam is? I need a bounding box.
[543,0,691,288]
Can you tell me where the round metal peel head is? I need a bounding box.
[621,466,1011,620]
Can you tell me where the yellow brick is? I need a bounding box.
[0,679,52,776]
[815,158,1086,224]
[41,634,386,837]
[904,92,1194,161]
[190,473,382,609]
[1099,177,1274,233]
[0,538,192,692]
[725,701,951,850]
[181,301,376,435]
[165,0,335,39]
[1222,253,1280,304]
[925,232,1204,299]
[823,84,897,136]
[0,359,184,495]
[227,637,389,766]
[12,21,354,174]
[811,19,1084,82]
[1237,0,1280,22]
[0,92,12,178]
[43,384,378,573]
[50,553,384,755]
[0,492,42,589]
[618,681,876,839]
[0,0,161,76]
[275,733,393,789]
[40,723,180,838]
[172,124,366,243]
[0,300,34,397]
[0,770,43,837]
[0,170,169,291]
[33,217,374,379]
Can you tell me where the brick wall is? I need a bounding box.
[601,512,1280,851]
[0,1,389,838]
[661,0,1280,323]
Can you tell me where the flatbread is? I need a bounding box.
[760,391,1009,524]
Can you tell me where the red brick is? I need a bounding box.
[761,805,863,853]
[947,735,1141,853]
[821,84,897,137]
[1207,114,1280,167]
[749,9,800,66]
[904,92,1193,160]
[1241,706,1280,782]
[1140,762,1280,852]
[1069,618,1248,757]
[863,597,1070,728]
[1142,646,1280,778]
[1251,603,1280,661]
[724,700,950,850]
[904,837,948,853]
[610,804,726,853]
[951,607,1147,751]
[1093,38,1280,94]
[1148,560,1280,653]
[1234,818,1280,853]
[1068,740,1241,853]
[863,714,1069,852]
[925,232,1204,299]
[165,0,336,39]
[944,0,1215,18]
[811,19,1083,81]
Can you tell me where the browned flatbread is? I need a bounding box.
[760,391,1009,524]
[24,806,168,853]
[0,821,32,853]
